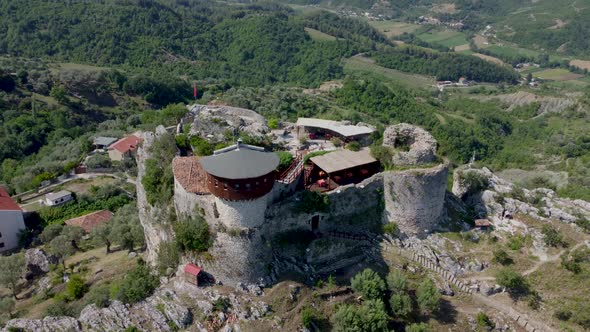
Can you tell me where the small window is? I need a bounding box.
[264,178,267,183]
[246,183,251,191]
[223,182,228,190]
[0,243,4,248]
[215,179,218,187]
[255,182,259,188]
[235,184,240,190]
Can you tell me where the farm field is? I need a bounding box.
[472,53,505,65]
[485,45,540,59]
[304,27,337,41]
[570,59,590,71]
[343,55,435,89]
[368,20,420,38]
[416,29,469,48]
[533,68,583,81]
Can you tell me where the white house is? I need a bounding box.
[45,190,73,206]
[0,187,26,253]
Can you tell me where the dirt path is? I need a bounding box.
[522,242,586,276]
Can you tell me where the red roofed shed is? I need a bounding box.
[184,263,203,286]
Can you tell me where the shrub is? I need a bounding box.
[507,234,527,250]
[297,191,329,213]
[157,241,180,275]
[554,308,572,321]
[330,137,343,147]
[492,249,513,265]
[84,284,111,308]
[350,268,386,301]
[190,136,214,156]
[476,312,495,330]
[114,260,160,304]
[386,270,407,293]
[276,151,294,171]
[347,141,360,151]
[173,216,210,252]
[405,323,430,332]
[212,297,231,313]
[268,118,279,129]
[66,275,88,300]
[541,224,567,248]
[389,293,413,319]
[333,299,388,332]
[382,222,398,236]
[300,306,317,328]
[460,171,489,194]
[40,224,64,243]
[495,268,530,298]
[576,218,590,233]
[416,279,440,314]
[86,153,112,169]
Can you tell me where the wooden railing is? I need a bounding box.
[278,155,304,184]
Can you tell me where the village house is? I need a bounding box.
[0,187,26,253]
[108,135,142,161]
[65,210,113,233]
[45,190,73,206]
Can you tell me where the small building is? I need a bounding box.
[199,140,279,201]
[184,263,203,286]
[65,210,113,233]
[108,135,142,161]
[93,137,118,150]
[295,118,375,144]
[474,219,492,231]
[308,148,379,191]
[45,190,73,206]
[0,187,26,253]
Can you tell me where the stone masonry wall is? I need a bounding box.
[383,163,448,237]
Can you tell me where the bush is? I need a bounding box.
[86,153,112,169]
[507,234,527,250]
[495,268,530,298]
[333,299,388,332]
[40,224,64,243]
[492,249,513,265]
[347,141,360,151]
[297,191,329,213]
[350,268,386,301]
[459,171,489,194]
[389,293,413,319]
[268,118,279,129]
[190,136,214,156]
[382,222,398,236]
[476,312,495,330]
[554,308,572,321]
[157,241,180,275]
[386,270,407,293]
[330,137,343,147]
[66,275,88,300]
[405,323,430,332]
[173,216,210,252]
[576,218,590,233]
[541,224,567,248]
[84,284,111,308]
[276,151,294,171]
[300,306,317,328]
[114,260,159,304]
[416,279,440,314]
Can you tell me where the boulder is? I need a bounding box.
[2,317,81,332]
[24,248,57,278]
[382,123,438,166]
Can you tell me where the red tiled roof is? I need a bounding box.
[475,219,491,227]
[110,135,142,153]
[65,210,113,233]
[172,157,210,194]
[184,263,202,276]
[0,187,22,211]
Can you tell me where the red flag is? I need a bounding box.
[193,82,197,99]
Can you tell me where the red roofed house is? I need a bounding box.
[184,263,203,286]
[65,210,114,233]
[0,187,26,253]
[108,135,142,161]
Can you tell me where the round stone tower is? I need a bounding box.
[198,140,279,285]
[381,124,448,238]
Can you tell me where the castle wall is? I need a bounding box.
[214,193,270,229]
[383,163,448,237]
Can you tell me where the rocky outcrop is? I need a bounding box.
[24,248,58,278]
[136,127,175,266]
[182,104,269,140]
[382,123,438,166]
[2,317,81,332]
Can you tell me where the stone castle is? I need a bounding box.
[137,106,448,286]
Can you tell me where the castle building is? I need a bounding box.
[0,187,26,253]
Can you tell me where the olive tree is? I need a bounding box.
[0,253,26,299]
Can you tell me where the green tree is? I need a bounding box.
[173,216,210,252]
[91,222,113,254]
[276,151,294,171]
[49,235,76,269]
[61,225,85,250]
[109,204,145,252]
[333,299,389,332]
[115,260,159,304]
[39,224,63,243]
[495,268,530,298]
[416,279,440,314]
[390,293,413,319]
[157,241,180,275]
[300,306,318,329]
[350,268,386,300]
[66,275,88,299]
[0,254,25,299]
[50,85,68,104]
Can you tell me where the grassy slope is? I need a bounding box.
[343,55,435,89]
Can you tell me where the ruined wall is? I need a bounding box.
[265,174,384,235]
[383,163,448,237]
[136,129,174,266]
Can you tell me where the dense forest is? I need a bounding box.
[373,47,520,83]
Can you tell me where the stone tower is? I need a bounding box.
[381,124,448,238]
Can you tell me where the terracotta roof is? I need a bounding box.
[172,157,210,194]
[184,263,202,276]
[475,219,491,227]
[110,135,142,153]
[65,210,113,233]
[0,187,21,211]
